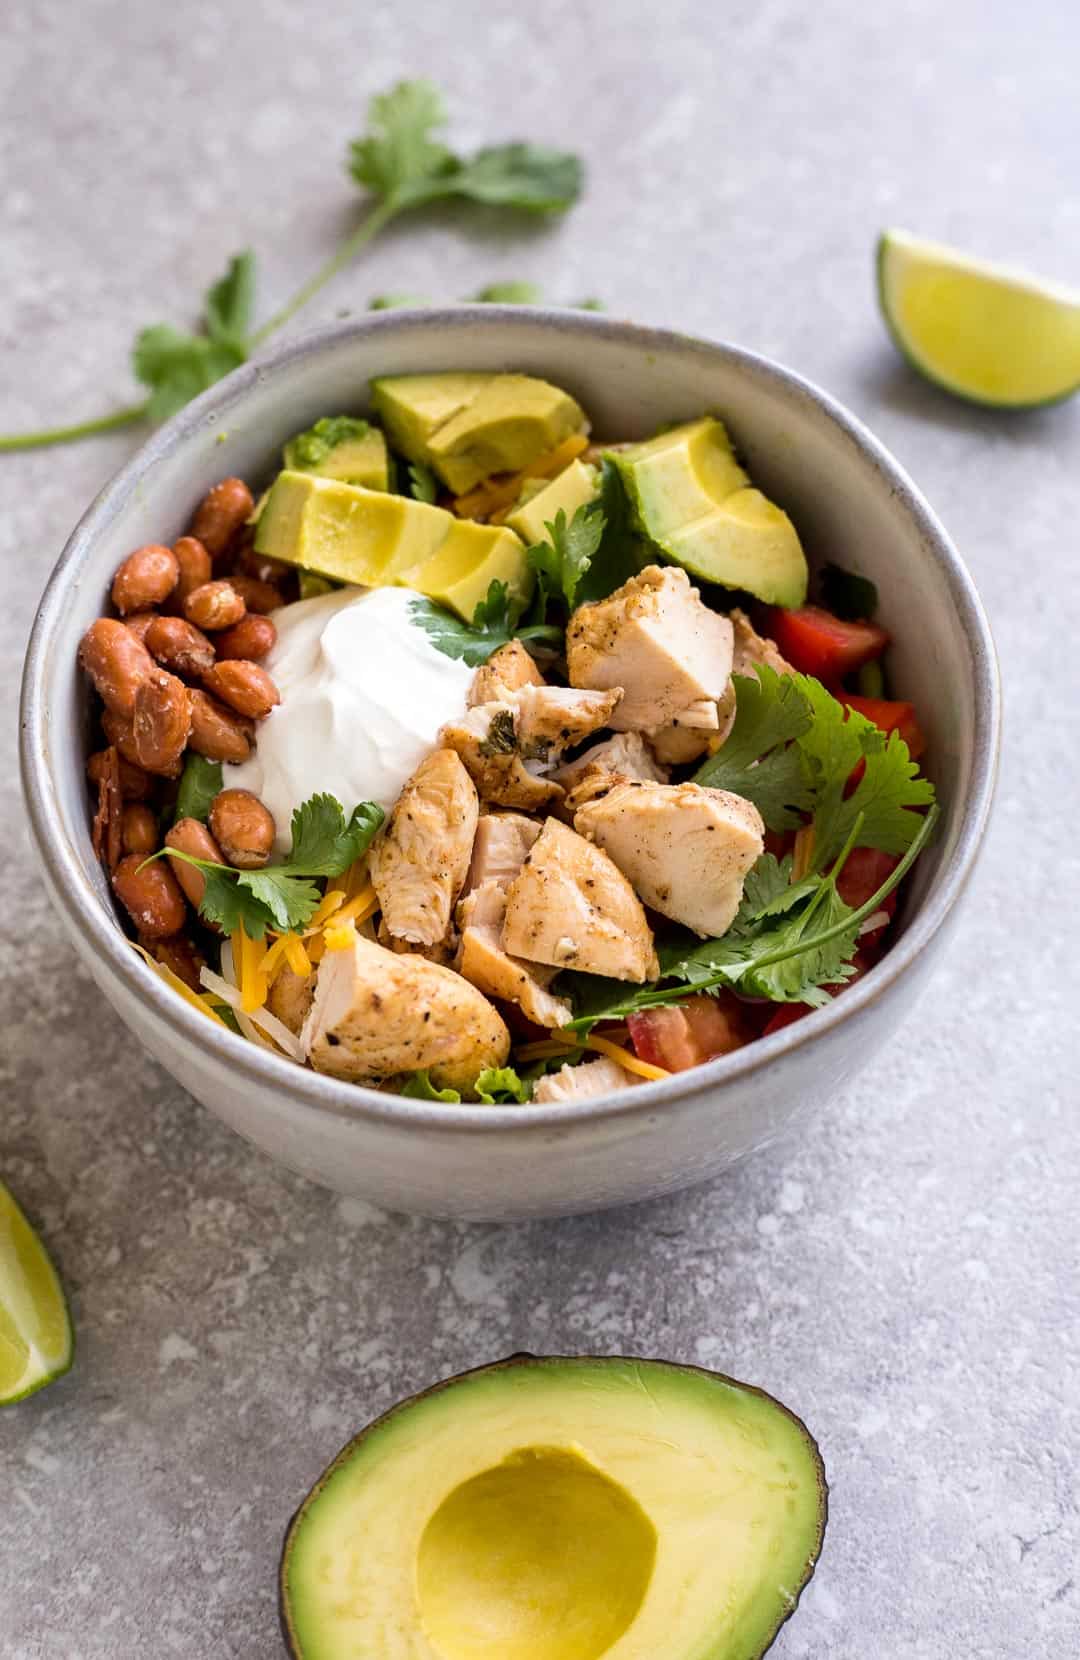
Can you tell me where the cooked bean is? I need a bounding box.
[111,544,179,615]
[169,536,213,610]
[184,580,246,632]
[91,745,124,872]
[187,689,254,764]
[201,659,280,720]
[79,618,154,717]
[165,817,225,909]
[209,788,276,869]
[132,669,191,774]
[121,803,158,856]
[140,931,206,992]
[190,478,254,556]
[101,709,142,770]
[145,615,216,678]
[236,546,293,586]
[112,853,187,939]
[225,574,281,615]
[89,748,152,800]
[215,614,277,662]
[124,611,158,646]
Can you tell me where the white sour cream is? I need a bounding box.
[226,586,473,851]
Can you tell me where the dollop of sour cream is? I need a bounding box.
[226,586,473,850]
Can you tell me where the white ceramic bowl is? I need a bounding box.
[20,310,999,1220]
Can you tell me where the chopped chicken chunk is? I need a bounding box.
[465,812,542,893]
[646,716,716,766]
[570,776,764,938]
[552,731,669,791]
[566,565,733,731]
[468,638,545,705]
[370,748,479,947]
[501,817,659,982]
[512,684,622,761]
[266,964,313,1036]
[532,1055,641,1103]
[302,934,509,1093]
[730,607,795,679]
[376,918,459,966]
[457,881,573,1028]
[441,683,619,812]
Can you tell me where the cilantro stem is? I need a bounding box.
[248,198,399,347]
[0,400,150,453]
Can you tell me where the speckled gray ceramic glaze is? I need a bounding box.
[20,310,999,1218]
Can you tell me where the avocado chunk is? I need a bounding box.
[280,1353,827,1660]
[282,416,390,490]
[255,471,531,621]
[371,372,588,495]
[615,417,808,606]
[505,458,598,545]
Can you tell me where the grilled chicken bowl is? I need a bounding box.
[22,312,998,1215]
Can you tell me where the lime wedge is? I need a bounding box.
[0,1181,74,1405]
[877,229,1080,408]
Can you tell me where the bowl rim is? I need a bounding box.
[20,306,1001,1133]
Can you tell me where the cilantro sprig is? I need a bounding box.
[1,82,582,453]
[155,793,383,940]
[410,580,562,668]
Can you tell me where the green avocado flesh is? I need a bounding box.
[254,471,531,621]
[371,372,589,495]
[280,1354,827,1660]
[505,458,599,546]
[614,417,808,607]
[283,417,390,491]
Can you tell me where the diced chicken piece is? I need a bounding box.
[532,1056,641,1103]
[566,565,733,732]
[468,639,545,705]
[370,749,479,947]
[457,881,573,1028]
[302,934,509,1093]
[464,812,543,894]
[501,817,659,982]
[266,964,313,1036]
[570,777,764,938]
[441,705,564,812]
[512,684,622,762]
[376,917,459,966]
[730,607,795,679]
[646,718,716,767]
[552,731,670,791]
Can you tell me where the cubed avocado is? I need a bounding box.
[282,416,390,490]
[254,471,447,586]
[400,519,532,621]
[504,458,599,545]
[279,1353,827,1660]
[615,417,809,607]
[370,371,589,495]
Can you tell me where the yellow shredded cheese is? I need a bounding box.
[233,921,270,1013]
[333,885,378,928]
[282,935,312,979]
[581,1033,670,1082]
[516,1029,671,1083]
[307,888,347,932]
[131,943,229,1028]
[453,433,590,521]
[323,921,357,953]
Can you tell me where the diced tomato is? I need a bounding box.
[834,847,900,914]
[766,605,890,681]
[844,695,926,760]
[628,993,758,1072]
[761,949,876,1037]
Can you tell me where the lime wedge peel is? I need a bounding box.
[0,1181,74,1406]
[877,229,1080,409]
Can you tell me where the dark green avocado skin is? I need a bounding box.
[278,1352,828,1660]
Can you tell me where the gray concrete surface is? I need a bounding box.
[3,2,1078,1655]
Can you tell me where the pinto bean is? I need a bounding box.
[124,612,158,646]
[201,659,280,720]
[120,803,158,856]
[235,546,293,586]
[89,748,153,800]
[112,853,187,939]
[187,690,254,764]
[184,581,246,632]
[79,618,154,717]
[225,574,281,615]
[190,478,254,556]
[215,614,276,662]
[132,669,191,774]
[90,745,124,872]
[169,536,213,611]
[145,615,216,679]
[140,931,207,992]
[209,788,276,869]
[165,818,225,909]
[110,545,179,615]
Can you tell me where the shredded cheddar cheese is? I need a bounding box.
[581,1033,670,1082]
[131,943,229,1028]
[452,433,590,521]
[233,920,270,1013]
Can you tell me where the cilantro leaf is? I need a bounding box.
[447,145,583,213]
[401,1070,461,1102]
[133,251,255,423]
[473,281,543,304]
[283,795,384,876]
[694,667,815,830]
[173,754,223,825]
[204,250,256,352]
[347,80,455,207]
[474,1066,532,1104]
[410,581,560,668]
[408,461,438,503]
[190,863,278,939]
[820,562,878,621]
[234,871,323,933]
[527,505,605,612]
[573,460,647,605]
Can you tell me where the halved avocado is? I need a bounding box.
[615,417,808,606]
[280,1353,827,1660]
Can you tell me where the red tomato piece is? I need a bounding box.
[628,994,756,1072]
[844,695,926,760]
[767,605,890,680]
